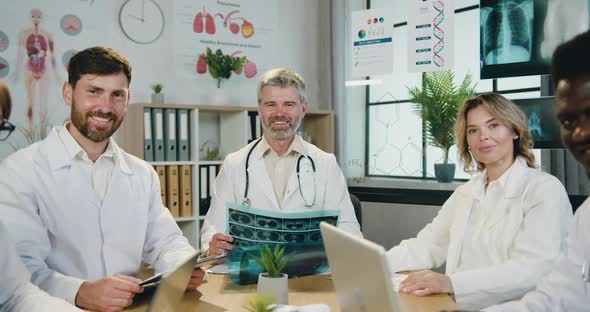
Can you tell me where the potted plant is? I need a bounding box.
[203,47,247,88]
[408,70,477,182]
[151,83,164,103]
[252,244,295,305]
[243,293,276,312]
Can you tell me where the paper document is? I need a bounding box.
[207,263,229,274]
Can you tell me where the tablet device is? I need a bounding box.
[139,253,227,287]
[194,253,227,269]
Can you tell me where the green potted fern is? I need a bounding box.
[408,70,477,182]
[252,244,295,305]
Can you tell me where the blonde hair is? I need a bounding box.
[454,93,535,172]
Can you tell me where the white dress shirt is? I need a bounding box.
[0,221,81,312]
[386,158,574,310]
[485,199,590,312]
[456,164,513,272]
[0,127,196,304]
[58,123,115,202]
[259,136,306,208]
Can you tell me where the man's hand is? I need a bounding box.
[186,268,206,291]
[399,270,454,296]
[75,274,144,312]
[208,233,234,259]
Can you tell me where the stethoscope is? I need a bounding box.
[242,137,316,207]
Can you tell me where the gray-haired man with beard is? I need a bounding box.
[0,47,204,312]
[200,67,362,257]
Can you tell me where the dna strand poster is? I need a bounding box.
[350,8,394,77]
[408,0,454,72]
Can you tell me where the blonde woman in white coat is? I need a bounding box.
[387,93,573,310]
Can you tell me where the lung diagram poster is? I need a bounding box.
[174,0,277,86]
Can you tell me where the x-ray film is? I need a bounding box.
[224,203,339,284]
[228,242,330,285]
[225,202,339,247]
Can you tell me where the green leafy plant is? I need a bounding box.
[408,70,477,164]
[251,245,295,278]
[203,47,247,88]
[243,293,276,312]
[151,83,163,94]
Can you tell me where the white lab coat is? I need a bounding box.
[201,136,362,248]
[484,199,590,312]
[0,127,196,305]
[0,221,82,312]
[386,158,573,310]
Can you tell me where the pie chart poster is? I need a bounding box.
[350,8,394,78]
[0,0,108,160]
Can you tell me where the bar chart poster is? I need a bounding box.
[351,9,393,77]
[408,0,454,72]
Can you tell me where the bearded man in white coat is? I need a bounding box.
[201,67,362,257]
[485,31,590,312]
[0,47,204,312]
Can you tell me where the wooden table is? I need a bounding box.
[126,273,457,311]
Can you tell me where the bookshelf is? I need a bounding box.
[116,103,335,248]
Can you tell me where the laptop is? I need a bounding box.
[320,222,400,312]
[134,251,200,312]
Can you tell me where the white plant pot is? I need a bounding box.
[151,93,164,103]
[257,273,288,305]
[208,87,226,105]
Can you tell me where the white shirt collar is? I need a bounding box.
[256,135,308,159]
[57,122,116,163]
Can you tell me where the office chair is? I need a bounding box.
[350,194,362,231]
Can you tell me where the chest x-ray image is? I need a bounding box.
[481,0,535,65]
[480,0,589,78]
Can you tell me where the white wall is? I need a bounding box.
[0,0,332,158]
[114,0,333,110]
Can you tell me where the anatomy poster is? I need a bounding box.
[174,0,278,86]
[0,0,109,159]
[407,0,454,72]
[350,9,394,77]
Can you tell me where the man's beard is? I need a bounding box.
[261,115,303,140]
[70,100,123,143]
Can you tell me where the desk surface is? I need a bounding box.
[127,273,457,312]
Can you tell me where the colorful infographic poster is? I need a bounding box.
[408,0,454,72]
[350,9,394,77]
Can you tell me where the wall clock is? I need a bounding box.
[119,0,165,44]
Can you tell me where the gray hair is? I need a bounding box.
[257,68,306,104]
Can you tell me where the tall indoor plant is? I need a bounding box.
[252,244,295,305]
[408,70,477,182]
